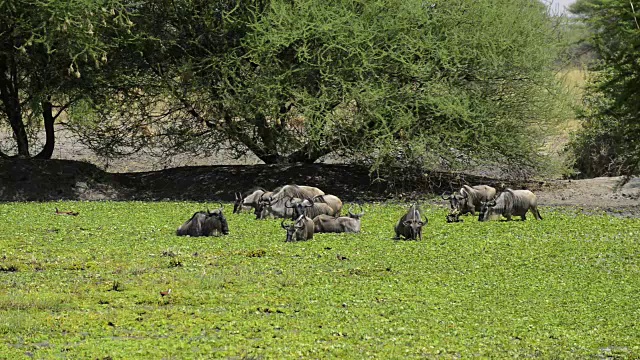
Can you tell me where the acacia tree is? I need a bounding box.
[69,0,568,173]
[0,0,133,158]
[568,0,640,177]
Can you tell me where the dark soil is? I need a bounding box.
[1,159,638,216]
[0,159,543,202]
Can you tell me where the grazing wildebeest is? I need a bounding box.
[256,185,325,219]
[478,189,542,222]
[442,185,497,215]
[176,203,229,236]
[394,204,426,240]
[233,188,265,214]
[281,215,314,242]
[313,204,364,233]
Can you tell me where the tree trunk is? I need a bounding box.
[7,109,29,157]
[0,55,30,157]
[34,100,55,159]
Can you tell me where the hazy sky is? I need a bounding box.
[547,0,577,14]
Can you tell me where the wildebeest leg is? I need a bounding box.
[505,214,512,221]
[532,207,543,220]
[521,214,527,221]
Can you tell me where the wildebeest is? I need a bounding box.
[281,215,314,242]
[176,203,229,236]
[233,188,265,214]
[311,195,343,216]
[442,185,497,215]
[313,204,364,233]
[394,204,426,240]
[256,185,325,219]
[290,195,341,220]
[478,188,542,221]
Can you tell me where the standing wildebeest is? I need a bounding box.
[478,189,542,221]
[281,215,314,242]
[176,203,229,236]
[256,185,325,219]
[442,185,496,215]
[313,204,364,233]
[394,204,426,240]
[233,188,266,214]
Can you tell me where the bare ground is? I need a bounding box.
[1,159,638,216]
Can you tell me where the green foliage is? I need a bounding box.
[0,0,134,157]
[67,0,570,175]
[568,0,640,177]
[1,201,639,358]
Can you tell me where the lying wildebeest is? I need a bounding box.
[281,215,314,242]
[442,185,497,215]
[311,194,343,216]
[176,203,229,236]
[313,204,364,233]
[255,195,304,220]
[290,195,342,220]
[233,188,265,214]
[478,188,542,221]
[394,204,426,240]
[446,209,463,223]
[256,185,325,219]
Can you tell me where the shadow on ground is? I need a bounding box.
[0,159,544,202]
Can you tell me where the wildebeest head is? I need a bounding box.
[403,219,424,240]
[347,203,365,220]
[404,205,425,240]
[255,193,271,220]
[281,215,310,242]
[233,192,243,214]
[289,197,314,220]
[205,203,229,235]
[281,218,296,242]
[478,199,497,222]
[442,191,469,212]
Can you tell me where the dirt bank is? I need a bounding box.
[1,159,638,214]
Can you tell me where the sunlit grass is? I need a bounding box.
[0,201,639,358]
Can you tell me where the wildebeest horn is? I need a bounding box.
[281,219,292,229]
[216,202,224,212]
[356,203,364,215]
[285,196,295,208]
[441,192,451,200]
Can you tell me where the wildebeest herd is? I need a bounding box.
[176,183,542,241]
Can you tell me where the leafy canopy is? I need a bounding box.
[68,0,568,176]
[568,0,640,177]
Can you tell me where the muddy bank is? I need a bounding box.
[1,160,638,214]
